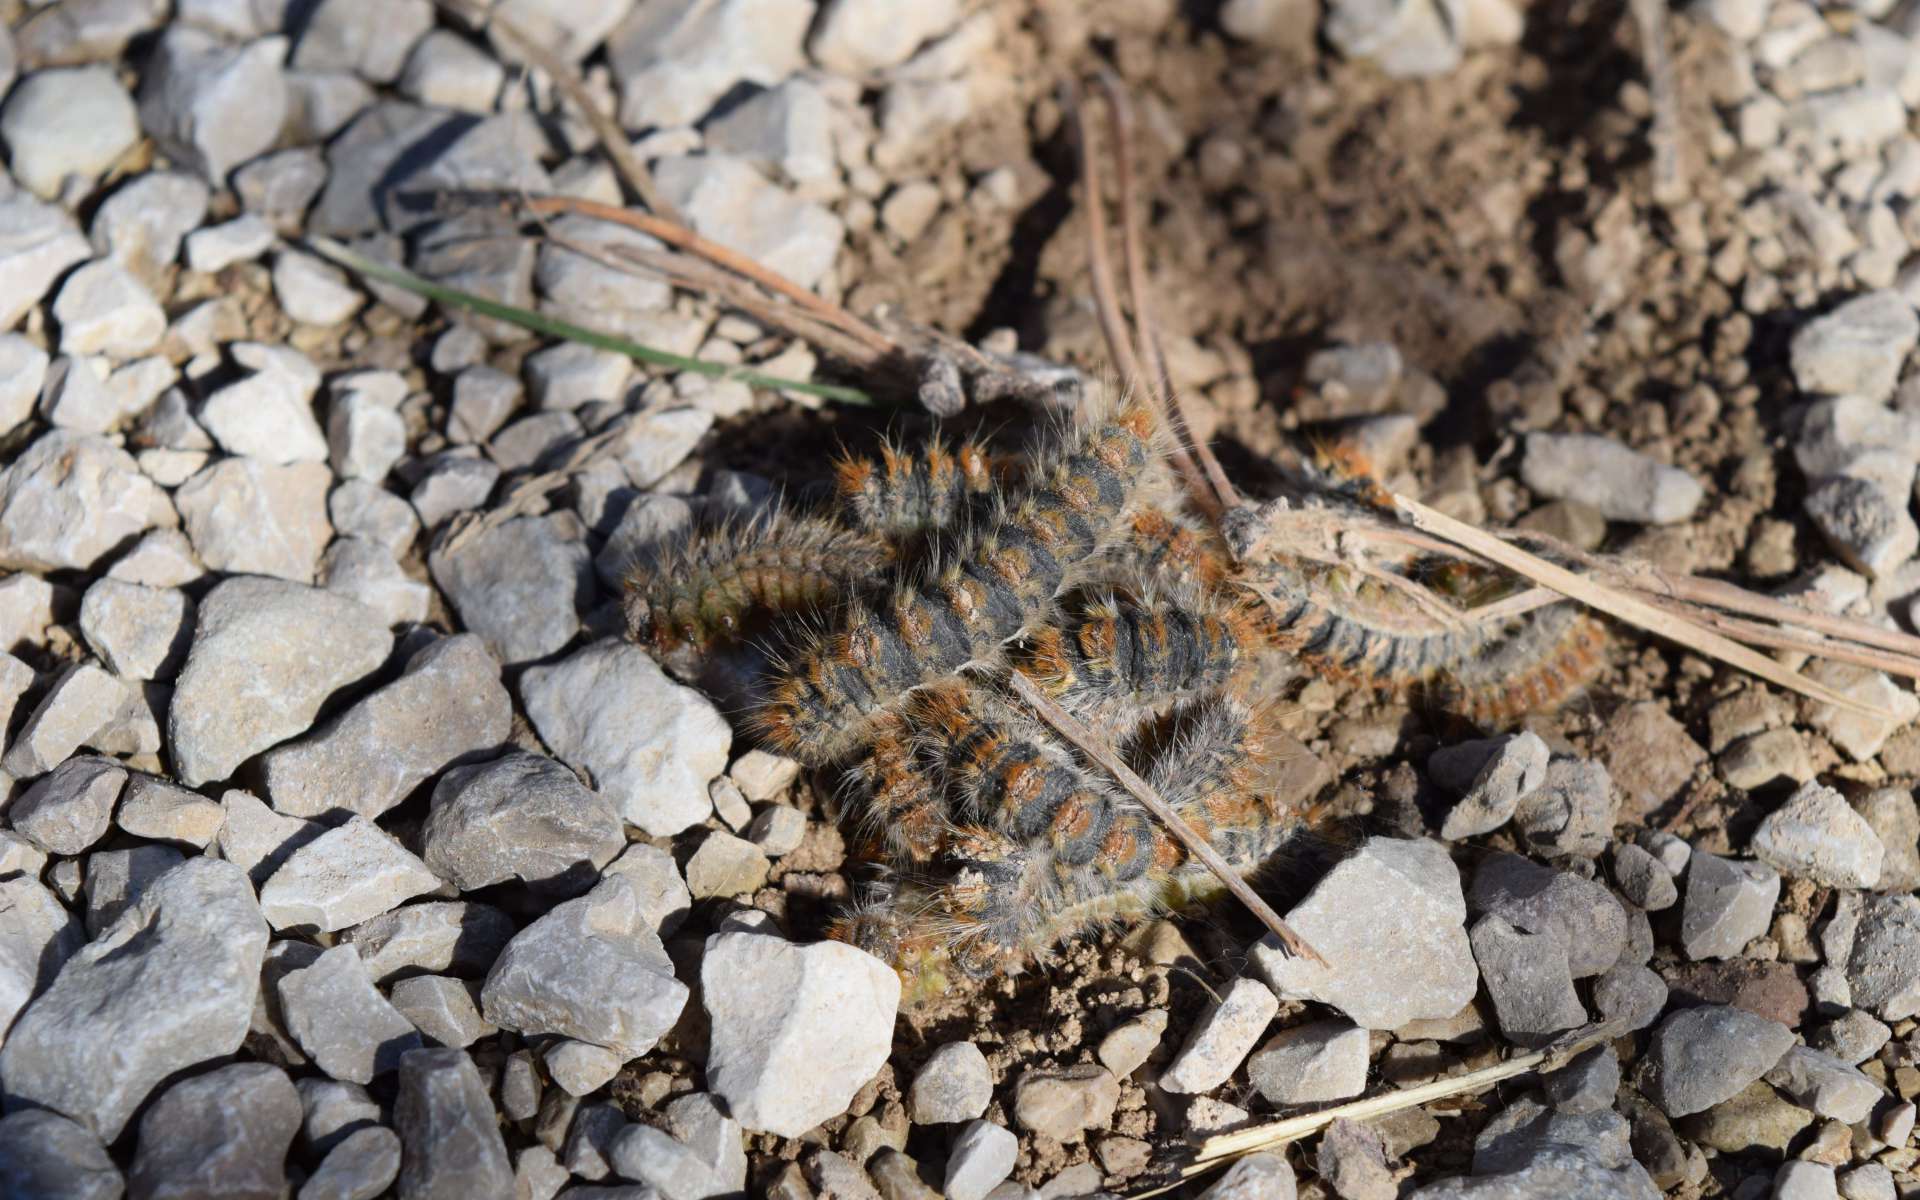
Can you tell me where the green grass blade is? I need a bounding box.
[308,236,878,407]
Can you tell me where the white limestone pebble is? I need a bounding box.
[1438,730,1547,839]
[115,774,223,849]
[1159,976,1279,1094]
[1250,837,1477,1029]
[0,431,171,573]
[0,196,92,331]
[174,458,334,583]
[318,537,430,627]
[945,1120,1018,1200]
[1764,1046,1883,1124]
[607,0,813,129]
[274,249,363,326]
[908,1041,994,1124]
[1791,290,1920,402]
[0,66,139,200]
[1520,432,1703,524]
[602,843,694,937]
[654,154,845,291]
[52,259,165,359]
[1011,1065,1121,1142]
[685,829,771,898]
[480,875,689,1061]
[0,858,268,1140]
[184,214,276,273]
[393,1048,513,1200]
[78,578,193,681]
[216,789,323,884]
[1097,1009,1168,1079]
[137,28,290,184]
[258,816,445,933]
[520,637,729,837]
[260,633,511,821]
[701,931,899,1138]
[196,342,328,464]
[2,670,130,780]
[302,1126,401,1200]
[126,1062,300,1200]
[168,577,392,787]
[341,900,515,985]
[0,873,83,1047]
[1752,780,1885,888]
[427,513,589,665]
[388,975,495,1050]
[278,944,423,1082]
[1639,1003,1795,1118]
[809,0,962,72]
[1246,1019,1370,1106]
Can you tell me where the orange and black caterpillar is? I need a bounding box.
[622,513,888,655]
[833,435,1002,543]
[760,394,1165,764]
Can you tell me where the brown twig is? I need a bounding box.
[1628,0,1686,206]
[1393,493,1892,719]
[519,194,899,359]
[1008,670,1326,966]
[1640,597,1920,682]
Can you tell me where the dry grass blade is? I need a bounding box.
[433,0,682,224]
[1629,0,1685,205]
[1392,493,1894,719]
[1642,597,1920,682]
[1647,571,1920,660]
[1007,670,1326,966]
[520,194,898,358]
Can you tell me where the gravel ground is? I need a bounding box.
[0,1,1917,1199]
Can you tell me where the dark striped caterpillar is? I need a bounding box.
[833,435,1001,544]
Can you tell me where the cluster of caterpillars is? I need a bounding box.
[623,390,1606,999]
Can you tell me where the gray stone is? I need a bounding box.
[1473,1095,1633,1175]
[296,1077,380,1156]
[703,931,899,1138]
[84,844,184,935]
[6,754,123,852]
[684,829,770,898]
[521,637,728,837]
[1470,914,1587,1047]
[944,1120,1017,1200]
[809,0,960,72]
[1775,1162,1839,1200]
[1856,788,1920,891]
[235,147,327,233]
[175,458,334,583]
[106,528,203,589]
[0,66,139,200]
[274,249,363,326]
[653,154,844,290]
[4,666,133,779]
[481,876,686,1064]
[319,538,431,627]
[1680,851,1781,960]
[331,479,420,555]
[1159,976,1278,1094]
[260,817,445,933]
[1791,290,1920,401]
[138,28,289,184]
[1251,837,1476,1029]
[1409,1146,1658,1198]
[1808,1008,1889,1064]
[0,335,48,435]
[128,1062,299,1200]
[1610,842,1677,911]
[909,1041,993,1124]
[293,0,432,82]
[327,393,405,483]
[1520,433,1703,524]
[169,577,392,786]
[0,196,92,331]
[1246,1019,1370,1105]
[602,843,692,937]
[341,900,515,984]
[410,209,541,339]
[608,0,813,128]
[0,874,82,1046]
[197,344,327,464]
[1510,756,1617,859]
[526,343,632,413]
[609,407,714,489]
[422,749,623,896]
[279,944,424,1082]
[1752,780,1885,888]
[1764,1045,1881,1123]
[487,411,582,472]
[745,805,807,857]
[0,1109,123,1200]
[78,578,192,681]
[394,1048,514,1200]
[91,171,208,281]
[705,78,837,186]
[531,215,672,342]
[448,366,521,445]
[1316,1118,1394,1200]
[410,454,501,530]
[429,514,591,666]
[0,858,268,1139]
[390,975,495,1049]
[1845,893,1920,1019]
[261,634,509,821]
[1543,1045,1620,1114]
[1010,1065,1120,1143]
[216,789,323,883]
[1468,853,1628,978]
[0,431,170,573]
[398,29,503,112]
[185,214,276,273]
[1440,731,1546,839]
[1639,1003,1795,1118]
[1196,1152,1296,1200]
[1325,0,1466,78]
[53,259,164,359]
[1806,475,1918,579]
[302,1126,401,1200]
[114,775,222,849]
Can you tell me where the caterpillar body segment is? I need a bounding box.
[834,436,1001,542]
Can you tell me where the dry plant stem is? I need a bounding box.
[1393,494,1891,719]
[1641,597,1920,682]
[1629,0,1685,204]
[520,194,897,358]
[1463,584,1564,625]
[1068,82,1218,520]
[1095,72,1242,516]
[1651,571,1920,661]
[1007,669,1326,966]
[434,0,682,223]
